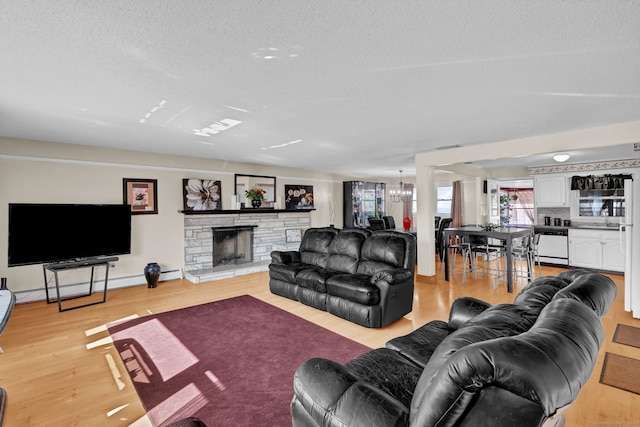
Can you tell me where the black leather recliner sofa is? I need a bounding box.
[269,227,416,328]
[291,269,618,427]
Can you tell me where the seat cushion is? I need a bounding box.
[326,274,380,305]
[269,263,312,284]
[385,320,453,367]
[345,348,422,409]
[296,268,334,292]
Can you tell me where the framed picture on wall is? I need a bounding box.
[285,185,314,210]
[123,178,158,215]
[285,228,303,243]
[182,178,222,211]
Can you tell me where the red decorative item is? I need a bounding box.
[403,216,412,231]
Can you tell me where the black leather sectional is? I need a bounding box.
[269,227,416,328]
[291,269,618,427]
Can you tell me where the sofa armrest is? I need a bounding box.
[370,268,412,285]
[448,296,492,330]
[293,358,409,427]
[270,250,301,264]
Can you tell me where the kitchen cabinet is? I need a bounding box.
[343,181,386,228]
[569,229,625,272]
[534,175,568,207]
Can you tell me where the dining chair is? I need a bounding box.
[436,218,453,261]
[469,235,506,280]
[367,218,385,231]
[382,216,396,230]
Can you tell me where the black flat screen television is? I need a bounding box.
[8,203,132,267]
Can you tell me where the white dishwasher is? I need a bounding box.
[536,229,569,266]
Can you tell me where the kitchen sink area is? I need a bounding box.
[570,222,623,230]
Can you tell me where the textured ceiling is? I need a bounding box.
[1,1,639,177]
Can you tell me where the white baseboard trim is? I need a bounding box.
[14,268,183,304]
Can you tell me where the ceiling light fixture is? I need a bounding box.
[389,170,412,203]
[553,153,570,162]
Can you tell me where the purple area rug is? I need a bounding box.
[107,295,370,426]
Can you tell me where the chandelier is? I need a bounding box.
[389,170,412,203]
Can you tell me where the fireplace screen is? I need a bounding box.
[211,226,257,267]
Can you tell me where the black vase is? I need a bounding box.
[144,262,161,288]
[251,199,261,208]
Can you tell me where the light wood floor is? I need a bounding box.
[1,261,639,426]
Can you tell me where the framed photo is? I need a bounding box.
[285,185,314,210]
[123,178,158,215]
[285,228,303,243]
[183,178,222,211]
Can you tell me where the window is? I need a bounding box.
[576,188,625,218]
[500,187,534,226]
[436,184,452,215]
[412,187,417,217]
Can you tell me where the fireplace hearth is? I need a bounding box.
[212,225,258,267]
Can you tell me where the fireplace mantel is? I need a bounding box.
[179,209,315,215]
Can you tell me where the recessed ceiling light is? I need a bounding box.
[553,153,570,162]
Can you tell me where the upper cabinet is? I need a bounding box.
[534,175,568,207]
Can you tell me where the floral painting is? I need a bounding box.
[123,178,158,215]
[285,185,314,210]
[183,178,222,211]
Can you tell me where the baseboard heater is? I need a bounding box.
[14,268,183,304]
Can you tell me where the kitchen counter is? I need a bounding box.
[533,225,568,232]
[534,224,621,231]
[569,223,622,230]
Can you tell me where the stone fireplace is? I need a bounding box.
[212,225,257,267]
[183,211,312,284]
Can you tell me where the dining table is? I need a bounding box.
[442,226,534,293]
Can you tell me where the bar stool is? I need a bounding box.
[478,238,508,289]
[511,235,534,282]
[448,236,475,283]
[531,233,542,277]
[469,236,505,277]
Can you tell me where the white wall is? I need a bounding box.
[0,137,355,297]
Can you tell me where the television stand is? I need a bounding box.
[43,257,118,312]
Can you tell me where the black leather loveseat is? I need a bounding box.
[291,270,617,427]
[269,227,416,328]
